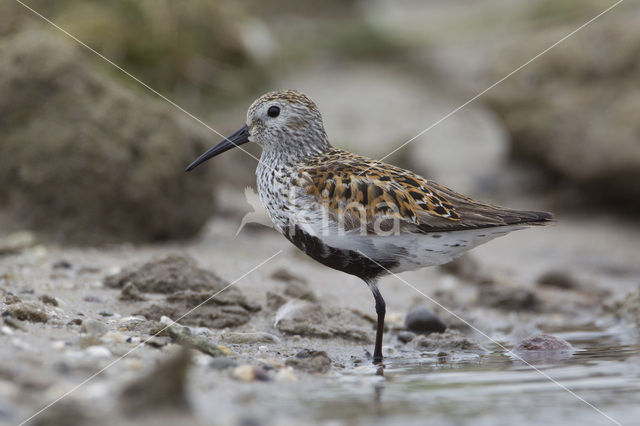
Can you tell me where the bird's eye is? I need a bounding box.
[267,106,280,118]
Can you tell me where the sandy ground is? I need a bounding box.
[1,195,639,425]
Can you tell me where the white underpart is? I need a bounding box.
[289,197,526,273]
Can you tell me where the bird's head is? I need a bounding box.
[186,90,329,171]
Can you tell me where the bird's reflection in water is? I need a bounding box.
[373,365,385,417]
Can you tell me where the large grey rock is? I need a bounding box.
[0,30,218,243]
[486,8,640,209]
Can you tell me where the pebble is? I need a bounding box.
[275,366,297,382]
[101,331,127,344]
[39,294,59,306]
[478,284,538,311]
[536,270,579,289]
[0,231,36,255]
[405,307,447,334]
[221,332,281,345]
[120,348,191,414]
[413,330,487,355]
[3,294,21,304]
[209,357,239,370]
[52,260,73,269]
[285,349,332,374]
[5,302,49,323]
[166,324,229,357]
[232,365,270,382]
[512,334,574,364]
[397,331,416,343]
[80,319,109,336]
[85,345,112,358]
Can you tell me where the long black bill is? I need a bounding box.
[185,124,250,172]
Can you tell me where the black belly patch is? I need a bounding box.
[282,225,398,282]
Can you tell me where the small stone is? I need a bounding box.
[3,317,26,331]
[397,331,416,343]
[52,260,72,269]
[5,302,48,322]
[3,294,21,304]
[121,347,191,415]
[275,366,297,382]
[69,318,82,326]
[166,324,227,357]
[101,331,127,344]
[478,284,538,311]
[83,295,102,303]
[99,311,113,317]
[81,319,109,336]
[232,365,270,382]
[536,270,579,289]
[271,267,307,285]
[413,330,487,354]
[283,281,316,302]
[285,349,332,374]
[274,300,329,337]
[209,357,238,370]
[405,307,447,335]
[39,294,59,306]
[439,254,482,281]
[512,334,574,363]
[266,291,287,311]
[221,332,280,345]
[0,231,36,256]
[119,282,147,302]
[85,345,112,358]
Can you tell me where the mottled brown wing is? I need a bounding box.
[297,149,551,233]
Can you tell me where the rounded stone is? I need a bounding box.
[404,307,447,335]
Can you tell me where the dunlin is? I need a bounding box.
[186,90,551,364]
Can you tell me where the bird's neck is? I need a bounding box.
[259,140,332,169]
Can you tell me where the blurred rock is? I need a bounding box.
[166,324,228,357]
[80,319,108,336]
[274,300,371,342]
[232,365,270,382]
[486,8,640,209]
[0,31,218,244]
[536,269,579,289]
[209,357,238,371]
[109,255,260,328]
[606,286,640,326]
[438,254,482,282]
[221,332,280,344]
[0,231,37,256]
[397,331,416,343]
[26,0,270,101]
[404,307,447,335]
[478,283,538,311]
[271,268,317,302]
[39,294,59,306]
[413,330,486,355]
[285,349,332,374]
[120,347,191,415]
[512,334,574,364]
[5,302,48,323]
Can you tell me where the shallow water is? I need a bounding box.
[272,328,640,426]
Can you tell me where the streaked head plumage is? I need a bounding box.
[246,90,329,156]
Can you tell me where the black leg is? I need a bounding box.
[368,282,386,364]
